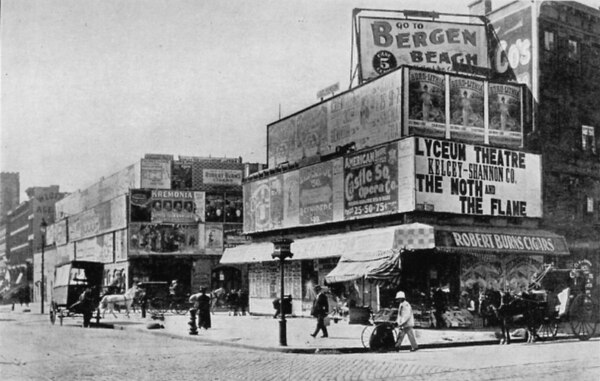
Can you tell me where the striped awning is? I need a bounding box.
[324,249,401,284]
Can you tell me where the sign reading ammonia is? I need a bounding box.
[358,17,488,81]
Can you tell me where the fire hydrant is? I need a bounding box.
[188,308,198,335]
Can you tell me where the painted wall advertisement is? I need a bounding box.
[141,158,172,189]
[408,70,446,138]
[358,17,488,81]
[75,233,114,263]
[267,70,402,168]
[413,136,541,217]
[344,142,399,219]
[69,195,127,241]
[449,77,485,144]
[129,223,199,255]
[488,84,523,147]
[130,189,204,224]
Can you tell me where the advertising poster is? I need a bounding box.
[243,183,254,232]
[408,69,446,138]
[224,194,243,223]
[413,136,541,217]
[344,142,399,219]
[267,118,297,168]
[202,168,243,186]
[223,224,250,249]
[171,162,193,190]
[140,159,171,189]
[282,171,300,227]
[396,138,416,213]
[295,105,328,159]
[76,233,113,263]
[204,223,224,255]
[449,77,485,144]
[488,83,523,148]
[332,158,345,221]
[489,5,533,88]
[299,161,334,225]
[130,189,199,224]
[205,193,225,222]
[247,179,271,232]
[358,17,488,81]
[129,223,198,254]
[328,71,402,152]
[269,175,284,229]
[54,219,68,246]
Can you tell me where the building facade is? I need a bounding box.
[0,172,20,225]
[43,155,259,300]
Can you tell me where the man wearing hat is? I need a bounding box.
[395,291,418,351]
[310,285,329,338]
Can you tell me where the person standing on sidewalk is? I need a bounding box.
[395,291,418,352]
[310,285,329,338]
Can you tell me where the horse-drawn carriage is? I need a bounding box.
[136,281,189,315]
[49,261,104,327]
[488,260,599,343]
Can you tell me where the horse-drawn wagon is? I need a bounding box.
[489,259,599,343]
[49,261,104,327]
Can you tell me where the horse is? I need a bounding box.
[485,290,546,344]
[210,287,226,314]
[98,285,141,318]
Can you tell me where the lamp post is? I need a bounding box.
[272,237,293,346]
[40,219,47,315]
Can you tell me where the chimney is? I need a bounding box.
[468,0,492,16]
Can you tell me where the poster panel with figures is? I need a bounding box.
[344,142,399,219]
[488,83,523,148]
[130,189,199,224]
[245,179,271,232]
[205,193,225,223]
[129,223,198,255]
[282,171,300,227]
[449,77,485,144]
[299,161,335,225]
[224,193,243,223]
[269,175,284,229]
[171,161,193,190]
[408,69,446,138]
[204,223,224,255]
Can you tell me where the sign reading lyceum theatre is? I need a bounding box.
[413,137,542,217]
[358,17,488,80]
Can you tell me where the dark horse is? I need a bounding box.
[482,289,547,344]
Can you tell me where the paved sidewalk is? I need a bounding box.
[3,303,578,353]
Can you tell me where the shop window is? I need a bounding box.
[582,125,597,154]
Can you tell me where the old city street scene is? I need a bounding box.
[1,1,599,380]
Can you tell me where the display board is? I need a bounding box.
[130,189,204,224]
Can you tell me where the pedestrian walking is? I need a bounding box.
[310,285,329,338]
[189,287,211,329]
[395,291,418,352]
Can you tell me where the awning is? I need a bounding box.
[221,223,569,264]
[220,225,402,264]
[324,250,401,284]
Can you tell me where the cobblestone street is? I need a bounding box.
[1,310,599,380]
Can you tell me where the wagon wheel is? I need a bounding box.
[361,325,375,349]
[568,294,598,341]
[537,318,559,341]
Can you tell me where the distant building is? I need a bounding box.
[0,172,20,225]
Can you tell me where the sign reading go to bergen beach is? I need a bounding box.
[358,16,488,81]
[245,137,541,233]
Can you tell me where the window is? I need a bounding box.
[544,31,555,51]
[586,197,594,213]
[568,39,579,60]
[582,125,596,154]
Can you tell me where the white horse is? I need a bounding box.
[99,285,140,318]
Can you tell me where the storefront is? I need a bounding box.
[221,223,570,320]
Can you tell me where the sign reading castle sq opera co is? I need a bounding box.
[244,137,541,233]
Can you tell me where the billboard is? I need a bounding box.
[130,189,203,224]
[449,77,485,144]
[414,136,541,217]
[488,84,523,147]
[171,161,193,190]
[141,159,171,189]
[267,70,402,168]
[202,169,243,186]
[69,195,127,241]
[408,69,446,138]
[129,223,199,255]
[202,223,224,255]
[358,16,488,81]
[344,142,399,219]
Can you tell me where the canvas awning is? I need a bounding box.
[221,223,569,265]
[324,249,401,284]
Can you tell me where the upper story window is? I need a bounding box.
[544,31,556,51]
[582,125,597,154]
[568,39,579,60]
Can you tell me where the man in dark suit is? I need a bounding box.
[310,285,329,338]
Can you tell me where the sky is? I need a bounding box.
[2,0,600,201]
